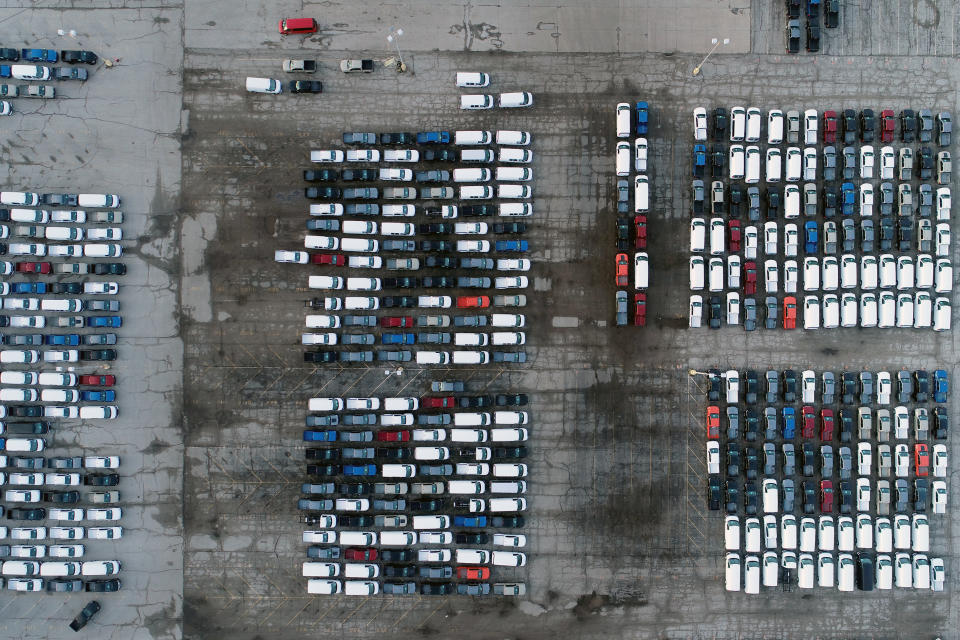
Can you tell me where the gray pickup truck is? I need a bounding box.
[282,59,316,73]
[340,59,373,73]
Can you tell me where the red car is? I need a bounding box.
[822,110,838,144]
[422,396,455,409]
[801,406,816,438]
[311,253,345,266]
[783,296,797,329]
[380,316,413,328]
[633,293,646,327]
[457,567,490,580]
[79,375,116,386]
[820,480,834,513]
[880,109,895,143]
[743,261,757,295]
[728,219,741,252]
[615,253,629,286]
[634,215,647,249]
[820,409,835,441]
[456,296,490,309]
[344,548,378,561]
[707,405,720,439]
[15,261,51,274]
[376,430,410,442]
[915,443,930,476]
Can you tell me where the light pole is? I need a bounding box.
[387,27,406,72]
[692,37,729,77]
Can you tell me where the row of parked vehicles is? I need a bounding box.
[299,389,529,595]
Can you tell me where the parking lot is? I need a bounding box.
[3,1,960,639]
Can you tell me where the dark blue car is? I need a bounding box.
[86,316,121,328]
[803,221,818,254]
[635,101,649,134]
[44,334,80,346]
[453,515,487,528]
[782,407,796,438]
[934,369,949,403]
[841,182,855,215]
[416,131,450,144]
[81,390,116,402]
[303,430,337,442]
[343,464,377,476]
[11,282,46,294]
[21,48,57,62]
[494,240,528,252]
[382,333,415,345]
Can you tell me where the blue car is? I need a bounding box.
[782,407,796,439]
[635,101,649,134]
[303,430,337,442]
[934,369,949,403]
[44,334,80,346]
[11,282,46,294]
[0,65,9,78]
[693,144,706,177]
[841,182,855,215]
[21,48,57,62]
[343,464,377,476]
[495,240,528,252]
[81,390,116,402]
[803,221,818,254]
[86,316,122,328]
[382,333,415,345]
[416,131,450,144]
[453,515,487,528]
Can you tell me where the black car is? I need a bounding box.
[289,80,323,93]
[380,132,413,144]
[839,480,853,514]
[933,406,949,439]
[409,499,444,512]
[305,186,341,199]
[416,170,451,183]
[9,405,42,417]
[616,218,630,250]
[421,582,452,595]
[303,169,338,182]
[490,515,524,528]
[805,24,820,52]
[84,473,120,486]
[69,601,101,632]
[7,507,45,520]
[423,257,456,270]
[824,0,839,26]
[41,490,79,503]
[41,193,78,207]
[496,393,528,406]
[61,50,98,64]
[860,109,876,143]
[915,370,930,402]
[384,564,416,578]
[878,216,894,251]
[459,395,492,408]
[743,370,759,404]
[304,351,336,363]
[726,443,740,477]
[418,223,452,235]
[919,146,934,180]
[339,515,373,527]
[0,48,19,61]
[493,446,528,459]
[710,146,725,178]
[823,189,838,218]
[305,448,339,461]
[93,262,126,275]
[901,109,917,143]
[897,218,913,252]
[51,282,83,294]
[802,481,816,514]
[841,372,857,404]
[786,0,801,17]
[380,296,416,308]
[706,369,722,401]
[492,222,526,234]
[802,443,815,476]
[460,204,494,217]
[712,107,728,139]
[421,276,455,287]
[85,579,121,592]
[338,483,371,495]
[743,480,758,515]
[422,149,456,162]
[725,479,739,514]
[766,190,781,219]
[839,409,854,442]
[79,349,117,361]
[341,169,377,182]
[379,550,414,564]
[382,277,419,289]
[376,447,411,460]
[708,296,722,329]
[419,240,452,252]
[707,475,722,510]
[841,109,858,144]
[454,532,489,545]
[782,370,797,402]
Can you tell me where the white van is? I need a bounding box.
[616,103,631,138]
[302,562,339,577]
[305,315,340,329]
[414,515,451,530]
[379,222,413,236]
[461,149,494,163]
[245,77,282,94]
[77,194,120,208]
[44,227,83,241]
[496,167,532,182]
[416,351,450,365]
[616,141,631,176]
[490,428,527,442]
[498,185,531,199]
[456,72,490,88]
[79,406,118,419]
[456,549,489,564]
[498,92,533,108]
[454,333,487,347]
[5,438,44,451]
[768,110,784,144]
[11,65,50,81]
[305,235,338,250]
[307,578,342,594]
[452,351,488,364]
[454,413,491,427]
[343,580,378,595]
[494,411,527,425]
[380,464,416,478]
[745,108,762,142]
[496,130,530,146]
[729,145,745,180]
[81,560,121,576]
[784,185,800,218]
[380,531,416,546]
[499,203,532,217]
[0,192,39,206]
[491,332,524,345]
[1,372,36,385]
[730,107,746,141]
[384,397,418,411]
[340,238,378,252]
[447,480,485,494]
[454,131,493,145]
[725,553,741,591]
[488,497,526,512]
[492,551,526,567]
[341,220,376,235]
[343,296,378,310]
[745,146,761,183]
[634,175,649,212]
[460,94,493,110]
[634,252,649,289]
[309,203,343,216]
[308,276,343,290]
[453,168,491,183]
[490,481,525,494]
[41,299,82,312]
[490,314,525,327]
[0,389,37,402]
[460,186,493,200]
[0,351,39,364]
[308,397,343,412]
